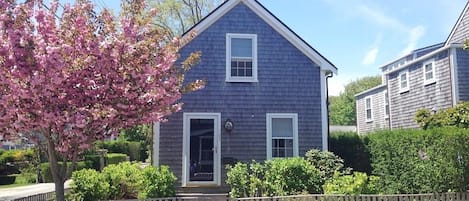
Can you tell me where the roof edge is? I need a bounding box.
[445,1,469,46]
[355,84,387,97]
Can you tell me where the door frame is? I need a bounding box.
[182,113,221,187]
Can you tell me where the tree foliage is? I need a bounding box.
[0,0,203,200]
[329,75,381,125]
[415,101,469,129]
[147,0,222,37]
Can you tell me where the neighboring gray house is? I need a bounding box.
[356,2,469,134]
[152,0,337,189]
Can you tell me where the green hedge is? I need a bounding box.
[329,131,372,174]
[70,162,176,200]
[106,153,128,165]
[96,140,145,161]
[84,155,101,171]
[323,172,379,195]
[368,127,469,193]
[226,157,321,198]
[40,161,90,183]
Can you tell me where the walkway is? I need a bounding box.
[0,180,71,201]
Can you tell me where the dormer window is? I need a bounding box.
[226,34,258,82]
[423,59,436,85]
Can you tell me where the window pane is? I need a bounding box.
[272,118,293,137]
[366,110,372,119]
[426,72,433,80]
[231,38,252,57]
[366,98,371,109]
[246,68,252,76]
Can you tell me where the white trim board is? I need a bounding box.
[182,113,221,187]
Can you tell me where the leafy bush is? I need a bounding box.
[305,149,350,185]
[83,154,101,170]
[106,153,128,165]
[323,172,379,195]
[415,102,469,129]
[264,158,321,196]
[368,128,469,193]
[127,141,141,162]
[139,165,177,199]
[226,158,322,198]
[70,169,110,201]
[0,175,16,185]
[102,162,142,199]
[329,131,372,174]
[40,161,90,182]
[70,162,176,200]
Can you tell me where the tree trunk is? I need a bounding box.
[46,137,66,201]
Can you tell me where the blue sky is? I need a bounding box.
[62,0,468,96]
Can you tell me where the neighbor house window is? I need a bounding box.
[365,96,373,122]
[226,34,258,82]
[423,59,436,85]
[266,113,298,159]
[399,70,409,93]
[384,92,389,119]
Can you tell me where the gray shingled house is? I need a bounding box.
[151,0,337,189]
[356,2,469,134]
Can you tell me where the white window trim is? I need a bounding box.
[226,33,258,82]
[423,59,436,85]
[384,92,389,119]
[266,113,298,159]
[365,96,373,123]
[399,70,410,93]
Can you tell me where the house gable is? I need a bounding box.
[446,1,469,45]
[183,0,337,74]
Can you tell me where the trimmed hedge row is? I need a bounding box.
[39,161,90,183]
[368,127,469,193]
[329,131,371,174]
[95,140,146,162]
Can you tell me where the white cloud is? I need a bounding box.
[328,78,345,96]
[362,47,379,65]
[356,5,407,32]
[400,25,426,55]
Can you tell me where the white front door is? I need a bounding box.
[182,113,221,186]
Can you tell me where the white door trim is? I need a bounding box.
[182,113,221,187]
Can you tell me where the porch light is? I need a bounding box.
[224,119,234,132]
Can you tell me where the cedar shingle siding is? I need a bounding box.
[159,3,324,186]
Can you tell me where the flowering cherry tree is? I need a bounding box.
[0,0,203,200]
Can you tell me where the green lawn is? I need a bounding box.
[0,182,33,189]
[0,173,37,189]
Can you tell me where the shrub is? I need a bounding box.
[139,165,177,199]
[368,127,469,193]
[0,175,16,185]
[415,101,469,129]
[106,153,128,165]
[69,162,176,200]
[83,155,101,170]
[226,158,322,198]
[70,169,110,201]
[323,172,379,195]
[305,149,350,185]
[264,157,321,196]
[102,162,142,199]
[329,131,372,174]
[127,141,141,162]
[40,161,89,182]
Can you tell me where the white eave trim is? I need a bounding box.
[182,0,337,74]
[384,44,462,75]
[355,84,387,97]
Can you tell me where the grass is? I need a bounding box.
[0,182,33,189]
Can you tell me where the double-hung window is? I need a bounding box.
[423,59,436,85]
[226,34,257,82]
[266,113,298,159]
[365,96,373,122]
[399,70,409,93]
